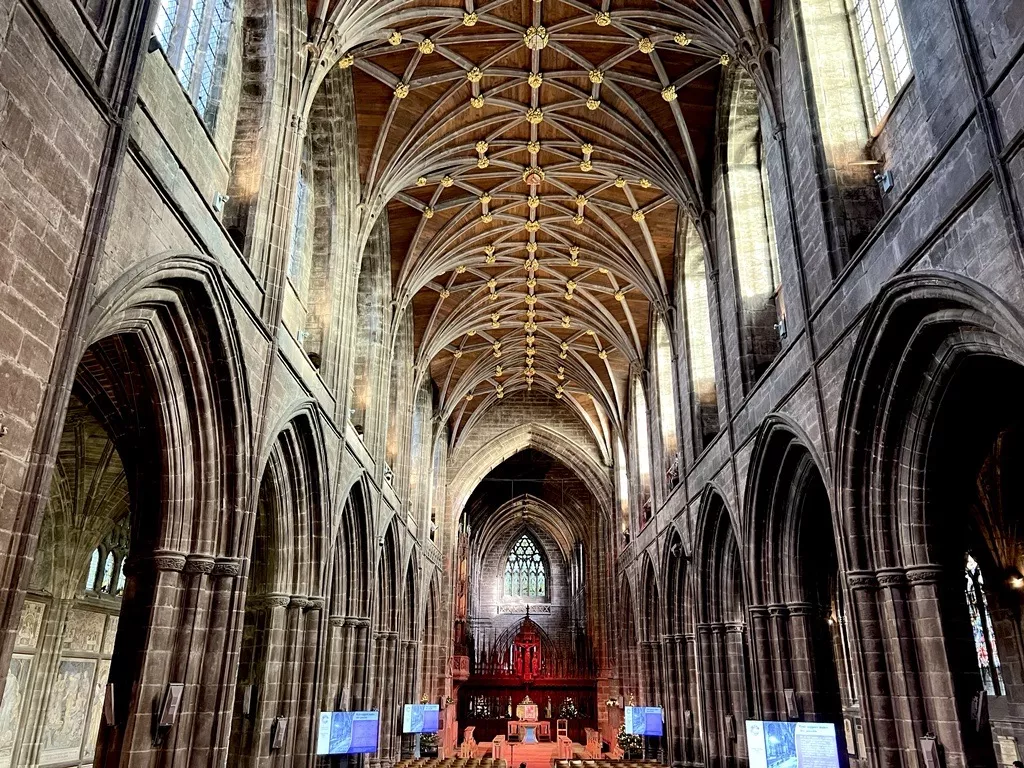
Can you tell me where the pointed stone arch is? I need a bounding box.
[835,271,1024,767]
[742,416,845,727]
[449,422,614,516]
[1,253,256,764]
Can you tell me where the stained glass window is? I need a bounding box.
[505,534,546,599]
[965,554,1003,696]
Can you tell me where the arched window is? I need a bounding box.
[653,319,679,487]
[726,71,785,387]
[634,381,653,525]
[85,547,101,591]
[850,0,912,124]
[616,436,630,540]
[116,557,127,595]
[288,140,314,306]
[965,554,1004,696]
[678,219,720,447]
[153,0,235,126]
[351,218,390,436]
[101,551,116,593]
[505,533,547,599]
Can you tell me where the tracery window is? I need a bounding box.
[101,551,116,593]
[153,0,235,127]
[653,319,679,487]
[634,381,653,525]
[505,534,547,599]
[116,558,127,595]
[288,141,314,302]
[85,547,101,592]
[616,436,630,540]
[850,0,912,124]
[965,554,1004,696]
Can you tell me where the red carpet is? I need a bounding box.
[475,740,564,768]
[501,741,559,768]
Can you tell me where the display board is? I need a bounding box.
[316,711,380,755]
[745,721,840,768]
[624,706,664,736]
[403,704,440,733]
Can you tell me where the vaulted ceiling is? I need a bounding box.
[316,0,774,445]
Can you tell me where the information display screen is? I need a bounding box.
[746,721,840,768]
[403,704,440,733]
[316,711,380,755]
[624,706,664,736]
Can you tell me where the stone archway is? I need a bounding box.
[836,272,1024,768]
[743,418,846,734]
[693,488,751,768]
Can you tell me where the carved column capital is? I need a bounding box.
[306,597,326,611]
[876,568,907,588]
[212,558,243,577]
[150,550,187,572]
[184,555,216,574]
[785,602,815,618]
[906,565,944,585]
[248,592,291,610]
[846,571,878,590]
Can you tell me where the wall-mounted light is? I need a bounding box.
[850,159,894,194]
[1008,568,1024,590]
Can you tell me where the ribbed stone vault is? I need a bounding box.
[305,0,775,445]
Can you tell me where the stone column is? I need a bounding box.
[697,624,722,768]
[662,634,681,761]
[164,554,216,759]
[684,632,702,765]
[323,614,345,708]
[768,604,794,715]
[292,596,324,763]
[351,618,371,708]
[906,565,966,765]
[877,568,928,760]
[847,571,899,768]
[748,605,775,720]
[786,602,816,719]
[195,557,244,765]
[724,623,749,760]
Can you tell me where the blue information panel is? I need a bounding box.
[746,721,840,768]
[624,706,664,736]
[316,711,380,755]
[403,704,440,733]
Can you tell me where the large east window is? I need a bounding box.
[850,0,912,124]
[505,533,547,599]
[153,0,234,127]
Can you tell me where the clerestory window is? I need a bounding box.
[850,0,912,125]
[153,0,235,127]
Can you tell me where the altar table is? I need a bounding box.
[507,720,551,743]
